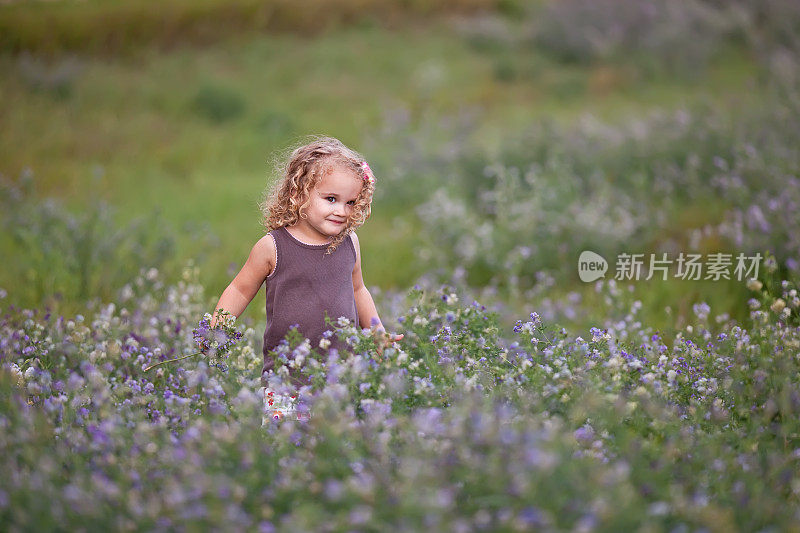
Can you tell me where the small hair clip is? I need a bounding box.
[360,161,375,185]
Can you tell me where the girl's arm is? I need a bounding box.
[351,233,403,343]
[210,234,275,328]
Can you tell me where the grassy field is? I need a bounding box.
[0,14,763,322]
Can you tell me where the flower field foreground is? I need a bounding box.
[1,266,799,531]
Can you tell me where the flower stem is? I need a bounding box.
[144,351,202,372]
[500,354,519,369]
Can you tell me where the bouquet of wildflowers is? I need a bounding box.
[144,310,243,372]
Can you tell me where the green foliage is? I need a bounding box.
[0,172,213,314]
[16,52,80,99]
[191,84,246,124]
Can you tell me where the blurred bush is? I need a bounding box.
[16,52,82,99]
[528,0,800,79]
[532,0,727,78]
[191,83,246,124]
[0,170,210,313]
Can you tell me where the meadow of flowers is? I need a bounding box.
[1,259,799,531]
[400,80,800,301]
[2,1,800,530]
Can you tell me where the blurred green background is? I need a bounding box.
[1,0,798,333]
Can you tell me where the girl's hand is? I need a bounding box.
[380,333,404,349]
[371,328,404,355]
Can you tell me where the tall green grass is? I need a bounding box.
[0,0,510,55]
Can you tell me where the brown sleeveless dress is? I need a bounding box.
[261,226,359,387]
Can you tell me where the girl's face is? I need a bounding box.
[296,166,362,243]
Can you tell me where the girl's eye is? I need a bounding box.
[346,201,355,206]
[325,196,336,203]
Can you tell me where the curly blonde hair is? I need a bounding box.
[260,136,375,253]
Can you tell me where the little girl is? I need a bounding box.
[208,137,401,422]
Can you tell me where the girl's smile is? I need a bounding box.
[291,166,362,244]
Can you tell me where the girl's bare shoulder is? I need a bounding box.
[348,231,361,264]
[250,232,278,276]
[349,230,360,248]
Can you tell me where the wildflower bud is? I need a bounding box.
[769,298,786,313]
[9,364,24,387]
[765,257,778,273]
[746,279,763,291]
[771,299,786,313]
